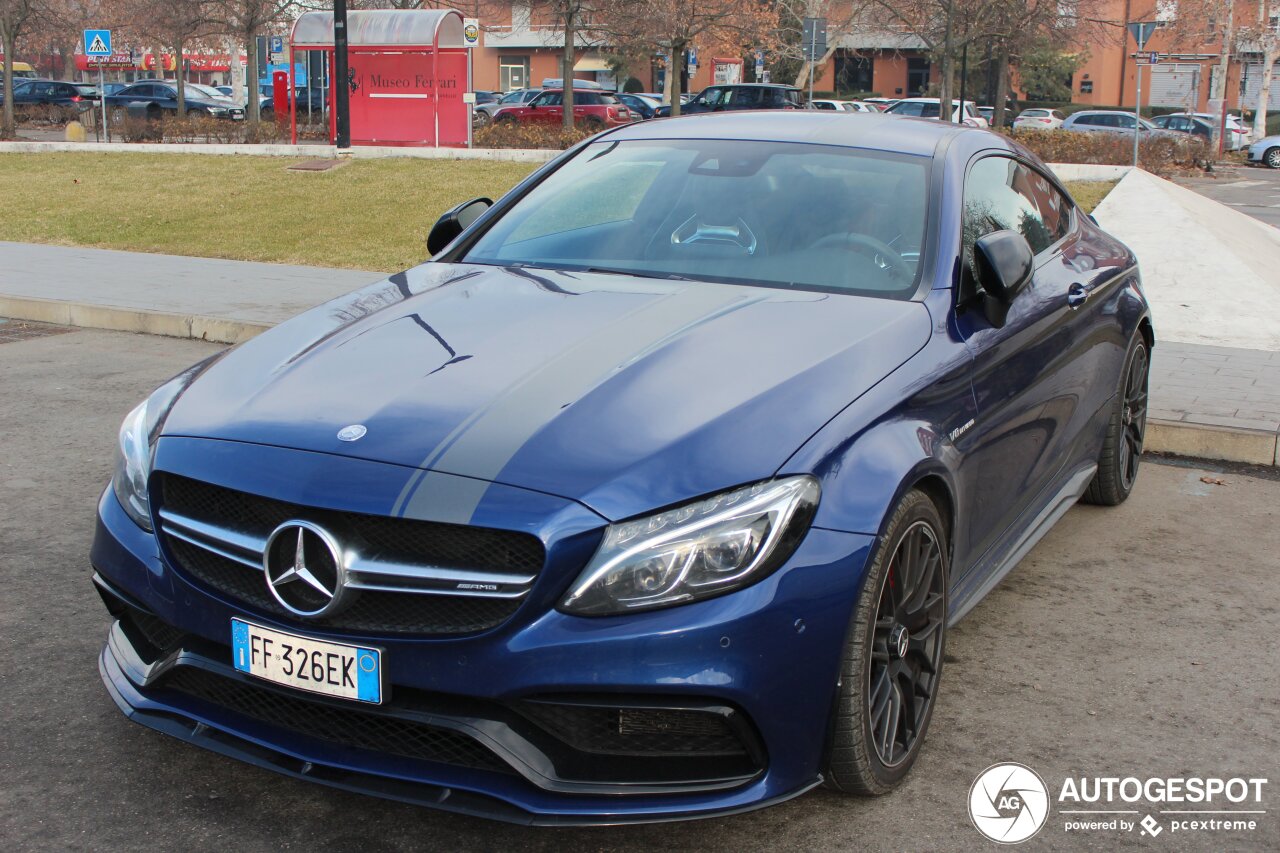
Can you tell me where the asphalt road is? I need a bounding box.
[2,325,1278,852]
[1177,165,1280,229]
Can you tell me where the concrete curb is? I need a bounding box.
[0,140,560,161]
[1145,419,1279,467]
[0,294,267,344]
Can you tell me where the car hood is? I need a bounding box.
[164,263,931,522]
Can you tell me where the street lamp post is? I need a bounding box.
[334,0,350,149]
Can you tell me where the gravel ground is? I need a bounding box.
[1,327,1277,852]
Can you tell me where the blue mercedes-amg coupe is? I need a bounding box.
[92,112,1152,824]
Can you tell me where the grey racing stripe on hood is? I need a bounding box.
[394,283,761,523]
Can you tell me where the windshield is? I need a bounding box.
[463,139,929,298]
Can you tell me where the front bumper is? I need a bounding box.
[92,468,874,824]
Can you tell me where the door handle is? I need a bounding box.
[1066,282,1092,308]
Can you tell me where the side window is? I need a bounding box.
[574,92,600,105]
[963,157,1065,278]
[919,102,941,118]
[729,87,761,107]
[532,92,561,107]
[892,101,923,116]
[702,88,727,106]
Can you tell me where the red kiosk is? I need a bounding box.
[289,9,472,147]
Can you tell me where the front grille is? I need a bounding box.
[162,666,513,774]
[155,474,545,636]
[517,702,749,757]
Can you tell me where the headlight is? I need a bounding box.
[111,357,218,530]
[560,476,820,616]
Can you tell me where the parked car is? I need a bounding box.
[1060,110,1161,135]
[104,80,245,120]
[809,98,853,111]
[0,78,95,114]
[862,96,898,108]
[1160,112,1248,150]
[617,91,660,120]
[884,97,989,127]
[260,86,326,116]
[654,83,802,117]
[493,88,630,128]
[93,110,1151,824]
[474,88,541,126]
[214,85,234,98]
[100,82,127,97]
[1013,107,1067,130]
[846,100,882,112]
[977,106,1016,126]
[539,77,606,90]
[1248,133,1280,168]
[1150,113,1214,143]
[0,61,37,86]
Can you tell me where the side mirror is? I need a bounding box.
[427,197,492,256]
[973,229,1034,327]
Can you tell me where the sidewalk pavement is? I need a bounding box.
[1,168,1277,466]
[1093,169,1280,466]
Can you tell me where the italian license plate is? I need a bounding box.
[231,618,383,704]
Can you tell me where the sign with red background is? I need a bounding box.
[342,50,468,147]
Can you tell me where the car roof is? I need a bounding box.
[603,110,972,158]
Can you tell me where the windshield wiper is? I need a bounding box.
[584,266,694,282]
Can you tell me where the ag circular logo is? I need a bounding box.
[968,762,1051,844]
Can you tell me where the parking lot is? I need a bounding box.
[1177,165,1280,229]
[2,324,1278,852]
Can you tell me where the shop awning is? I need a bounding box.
[573,56,611,72]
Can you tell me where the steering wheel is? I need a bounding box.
[810,233,912,281]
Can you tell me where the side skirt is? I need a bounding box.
[947,463,1097,625]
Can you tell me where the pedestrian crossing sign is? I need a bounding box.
[84,29,112,57]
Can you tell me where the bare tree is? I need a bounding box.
[1,0,39,138]
[1241,0,1278,138]
[212,0,294,122]
[134,0,216,115]
[606,0,777,115]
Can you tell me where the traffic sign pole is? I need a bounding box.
[84,30,113,143]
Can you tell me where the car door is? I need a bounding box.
[952,154,1109,575]
[535,91,563,125]
[687,88,722,114]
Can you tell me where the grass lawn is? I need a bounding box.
[0,153,540,272]
[1064,180,1117,214]
[0,153,1118,272]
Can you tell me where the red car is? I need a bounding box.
[493,89,631,128]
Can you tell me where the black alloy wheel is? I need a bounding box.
[1118,342,1149,492]
[1083,334,1149,505]
[868,519,947,768]
[826,489,948,795]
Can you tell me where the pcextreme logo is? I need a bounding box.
[969,763,1269,844]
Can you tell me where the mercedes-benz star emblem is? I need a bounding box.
[263,521,349,617]
[337,424,367,442]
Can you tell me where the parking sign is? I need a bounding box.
[83,29,112,57]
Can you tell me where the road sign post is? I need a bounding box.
[1127,22,1157,168]
[802,17,827,104]
[84,30,112,143]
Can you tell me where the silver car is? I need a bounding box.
[1248,134,1280,168]
[1061,110,1163,136]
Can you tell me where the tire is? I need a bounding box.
[474,111,491,127]
[1083,334,1149,506]
[1265,147,1280,169]
[496,115,517,125]
[825,489,949,796]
